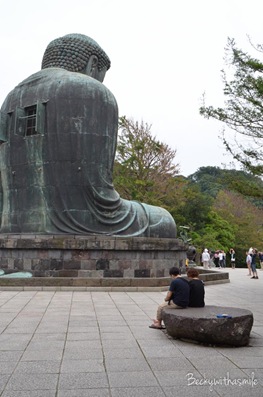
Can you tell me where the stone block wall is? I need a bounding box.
[0,235,187,278]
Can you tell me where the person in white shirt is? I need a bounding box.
[246,251,252,276]
[218,251,225,268]
[202,248,210,270]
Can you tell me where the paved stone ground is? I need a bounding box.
[0,268,262,397]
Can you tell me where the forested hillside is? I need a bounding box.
[113,118,263,265]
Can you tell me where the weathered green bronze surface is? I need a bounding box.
[0,34,176,238]
[0,271,32,278]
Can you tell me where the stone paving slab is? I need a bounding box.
[0,268,262,396]
[2,392,57,397]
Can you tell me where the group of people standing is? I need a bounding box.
[201,249,232,269]
[201,246,262,277]
[246,248,261,279]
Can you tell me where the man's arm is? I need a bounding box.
[164,291,173,302]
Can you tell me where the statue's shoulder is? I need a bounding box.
[16,67,105,87]
[2,68,117,112]
[37,69,115,100]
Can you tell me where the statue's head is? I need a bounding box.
[186,246,196,261]
[41,33,111,82]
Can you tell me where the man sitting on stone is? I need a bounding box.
[149,266,189,329]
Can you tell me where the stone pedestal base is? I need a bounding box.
[0,234,186,279]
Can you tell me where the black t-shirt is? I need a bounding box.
[188,279,205,307]
[169,277,190,308]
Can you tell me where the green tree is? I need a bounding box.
[213,189,263,256]
[189,167,225,198]
[192,210,236,253]
[114,121,263,257]
[189,166,263,207]
[114,116,179,206]
[114,119,217,242]
[200,38,263,176]
[177,181,213,231]
[187,166,263,261]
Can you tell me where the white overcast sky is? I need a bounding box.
[0,0,263,176]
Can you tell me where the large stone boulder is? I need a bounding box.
[162,305,253,347]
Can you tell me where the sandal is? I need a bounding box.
[149,324,165,329]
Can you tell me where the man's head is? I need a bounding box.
[169,267,180,277]
[41,33,111,82]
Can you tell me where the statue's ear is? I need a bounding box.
[85,55,98,76]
